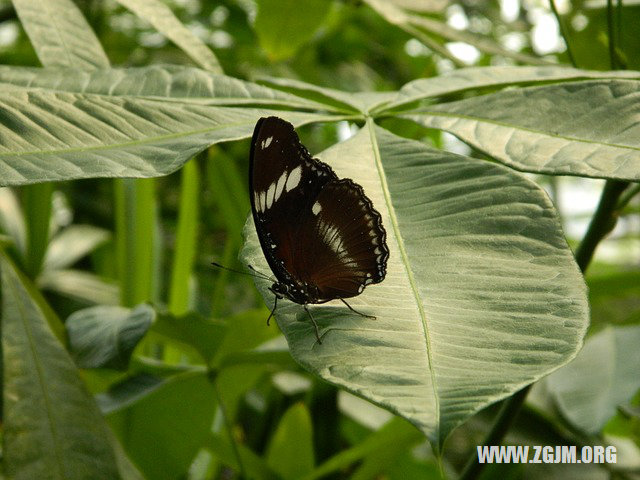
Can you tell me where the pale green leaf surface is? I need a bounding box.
[1,251,119,479]
[405,80,640,180]
[0,88,339,185]
[37,269,120,305]
[0,65,327,109]
[254,0,332,61]
[115,0,222,73]
[260,76,397,114]
[242,124,588,446]
[0,187,26,255]
[12,0,109,69]
[384,66,640,111]
[266,403,315,478]
[43,224,110,271]
[546,325,640,434]
[66,304,155,369]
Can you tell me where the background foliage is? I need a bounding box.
[0,0,639,479]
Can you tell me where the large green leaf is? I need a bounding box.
[0,250,119,479]
[12,0,109,69]
[115,0,222,73]
[383,66,640,111]
[241,123,588,448]
[404,79,640,181]
[0,66,344,186]
[0,65,326,109]
[546,325,640,434]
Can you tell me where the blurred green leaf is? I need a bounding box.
[266,403,315,478]
[37,269,120,305]
[151,311,227,365]
[12,0,109,69]
[546,325,640,434]
[0,188,26,256]
[206,432,278,480]
[0,249,119,479]
[43,224,110,271]
[254,0,332,61]
[66,304,155,369]
[242,122,589,448]
[115,0,222,73]
[103,372,216,480]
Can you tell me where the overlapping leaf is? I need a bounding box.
[403,79,640,180]
[241,123,589,447]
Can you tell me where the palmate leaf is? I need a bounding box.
[403,78,640,181]
[241,122,589,448]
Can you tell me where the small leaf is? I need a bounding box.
[254,0,332,61]
[67,304,155,369]
[1,250,119,479]
[546,325,640,434]
[102,372,216,480]
[266,403,315,478]
[43,224,110,271]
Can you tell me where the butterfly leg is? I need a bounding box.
[304,305,322,344]
[339,298,376,320]
[266,295,279,326]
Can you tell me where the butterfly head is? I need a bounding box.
[269,281,320,305]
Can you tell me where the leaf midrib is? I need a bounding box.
[366,120,440,440]
[4,263,66,478]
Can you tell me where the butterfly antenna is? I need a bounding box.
[211,262,271,280]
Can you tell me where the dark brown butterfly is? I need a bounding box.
[250,116,389,342]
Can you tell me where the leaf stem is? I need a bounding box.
[458,178,629,480]
[549,0,576,67]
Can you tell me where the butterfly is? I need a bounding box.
[249,116,389,342]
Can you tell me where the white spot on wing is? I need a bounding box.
[286,166,302,192]
[261,136,273,149]
[312,201,321,215]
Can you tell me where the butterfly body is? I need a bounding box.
[249,116,389,338]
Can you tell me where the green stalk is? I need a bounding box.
[114,178,158,307]
[168,159,200,316]
[21,182,53,278]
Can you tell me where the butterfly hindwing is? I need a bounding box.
[293,178,389,301]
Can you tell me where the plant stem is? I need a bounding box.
[458,179,629,480]
[574,180,629,272]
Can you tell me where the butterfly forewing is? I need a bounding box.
[250,117,337,284]
[250,116,388,305]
